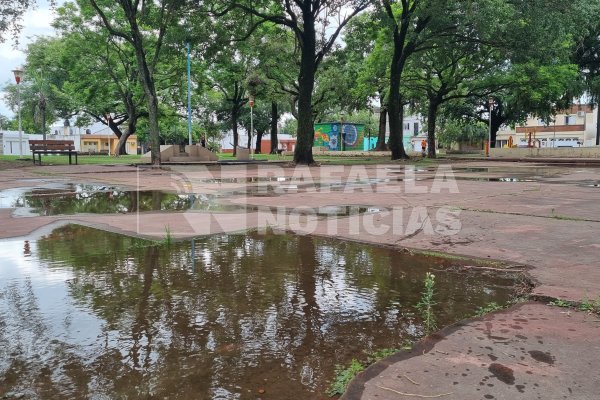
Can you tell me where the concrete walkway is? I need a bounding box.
[0,160,599,399]
[344,302,600,400]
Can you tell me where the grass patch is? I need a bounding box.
[580,295,600,313]
[0,154,142,165]
[327,345,413,397]
[162,226,173,246]
[474,302,504,317]
[549,295,600,314]
[548,298,572,308]
[327,359,364,397]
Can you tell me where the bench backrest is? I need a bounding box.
[29,140,76,151]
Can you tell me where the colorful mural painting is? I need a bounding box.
[314,123,365,151]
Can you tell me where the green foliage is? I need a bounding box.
[437,120,488,147]
[0,154,141,165]
[327,347,410,397]
[579,295,600,313]
[416,272,437,334]
[281,118,297,137]
[162,226,172,246]
[474,302,504,317]
[367,348,402,364]
[548,299,572,308]
[327,359,364,397]
[549,295,600,314]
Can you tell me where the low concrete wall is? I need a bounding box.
[142,145,219,162]
[490,146,600,158]
[236,147,250,161]
[185,145,218,161]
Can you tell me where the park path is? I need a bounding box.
[1,161,599,399]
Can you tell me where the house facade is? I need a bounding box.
[219,132,296,154]
[80,134,137,155]
[368,107,425,152]
[0,130,138,156]
[496,104,598,148]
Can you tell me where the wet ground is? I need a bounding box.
[0,225,521,399]
[0,160,599,399]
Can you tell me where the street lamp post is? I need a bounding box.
[186,42,192,146]
[12,68,24,158]
[487,97,494,157]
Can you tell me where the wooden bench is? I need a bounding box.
[29,140,78,165]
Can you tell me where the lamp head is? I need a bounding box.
[12,68,24,84]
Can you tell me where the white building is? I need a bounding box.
[0,131,43,156]
[496,104,599,148]
[219,132,296,153]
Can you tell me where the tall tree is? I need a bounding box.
[247,24,296,154]
[222,0,370,164]
[575,28,600,145]
[53,3,150,154]
[340,10,391,150]
[88,0,187,165]
[381,0,468,160]
[409,40,500,157]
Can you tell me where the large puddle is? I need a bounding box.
[0,185,192,216]
[0,225,523,399]
[0,184,385,217]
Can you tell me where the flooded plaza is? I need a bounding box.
[0,225,522,399]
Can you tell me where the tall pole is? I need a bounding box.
[186,42,192,146]
[17,83,22,157]
[12,69,24,158]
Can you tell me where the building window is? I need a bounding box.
[565,115,576,125]
[413,122,419,136]
[403,123,410,130]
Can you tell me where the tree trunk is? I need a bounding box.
[106,117,127,155]
[247,123,252,149]
[293,10,316,165]
[375,105,388,151]
[387,38,409,160]
[116,116,137,155]
[132,31,160,165]
[232,107,239,157]
[490,113,503,149]
[41,102,47,141]
[116,132,131,155]
[116,94,139,155]
[255,130,264,154]
[427,98,439,158]
[270,102,279,154]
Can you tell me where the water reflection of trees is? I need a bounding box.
[25,225,517,398]
[14,185,192,215]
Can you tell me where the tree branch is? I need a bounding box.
[89,0,133,43]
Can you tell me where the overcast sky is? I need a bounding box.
[0,0,62,118]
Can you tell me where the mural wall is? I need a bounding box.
[314,123,365,151]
